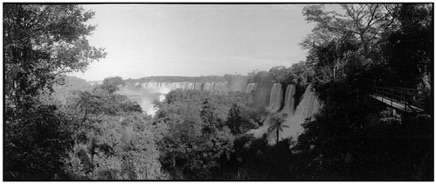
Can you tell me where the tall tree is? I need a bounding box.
[4,4,105,180]
[301,4,401,86]
[301,4,400,56]
[226,104,242,135]
[4,4,106,108]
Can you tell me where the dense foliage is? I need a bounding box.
[4,4,105,180]
[3,3,432,181]
[289,3,433,180]
[61,82,165,180]
[153,90,257,179]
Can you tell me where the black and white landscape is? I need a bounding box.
[4,3,433,181]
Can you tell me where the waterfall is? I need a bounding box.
[281,84,296,116]
[280,86,320,145]
[267,83,283,113]
[187,83,194,90]
[214,82,228,95]
[137,81,261,116]
[296,86,320,118]
[139,82,232,94]
[245,83,257,93]
[194,83,201,90]
[141,82,202,92]
[250,85,321,146]
[159,94,166,101]
[204,82,214,92]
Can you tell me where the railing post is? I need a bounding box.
[391,93,393,116]
[404,91,407,113]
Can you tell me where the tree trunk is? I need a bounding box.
[276,128,279,144]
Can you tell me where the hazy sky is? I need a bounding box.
[71,4,316,81]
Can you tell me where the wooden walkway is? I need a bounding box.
[370,94,424,113]
[370,86,425,114]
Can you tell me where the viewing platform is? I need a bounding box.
[370,86,425,114]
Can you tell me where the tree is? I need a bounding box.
[293,4,433,180]
[4,4,105,180]
[381,4,433,89]
[301,4,399,92]
[72,87,143,131]
[200,98,214,123]
[309,34,361,84]
[62,83,165,180]
[4,105,75,180]
[267,115,289,144]
[301,4,399,86]
[269,65,294,83]
[200,98,222,135]
[301,4,400,56]
[155,90,249,179]
[102,76,125,94]
[226,104,243,135]
[289,61,315,87]
[4,4,106,108]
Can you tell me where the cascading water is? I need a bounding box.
[281,84,296,116]
[194,83,202,90]
[250,85,321,146]
[204,82,214,92]
[245,83,257,93]
[135,81,258,116]
[267,83,283,113]
[139,81,256,94]
[279,86,320,145]
[215,82,228,95]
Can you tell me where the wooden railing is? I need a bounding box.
[372,86,425,113]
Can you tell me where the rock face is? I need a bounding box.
[251,85,321,146]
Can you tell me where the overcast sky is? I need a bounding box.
[71,4,316,81]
